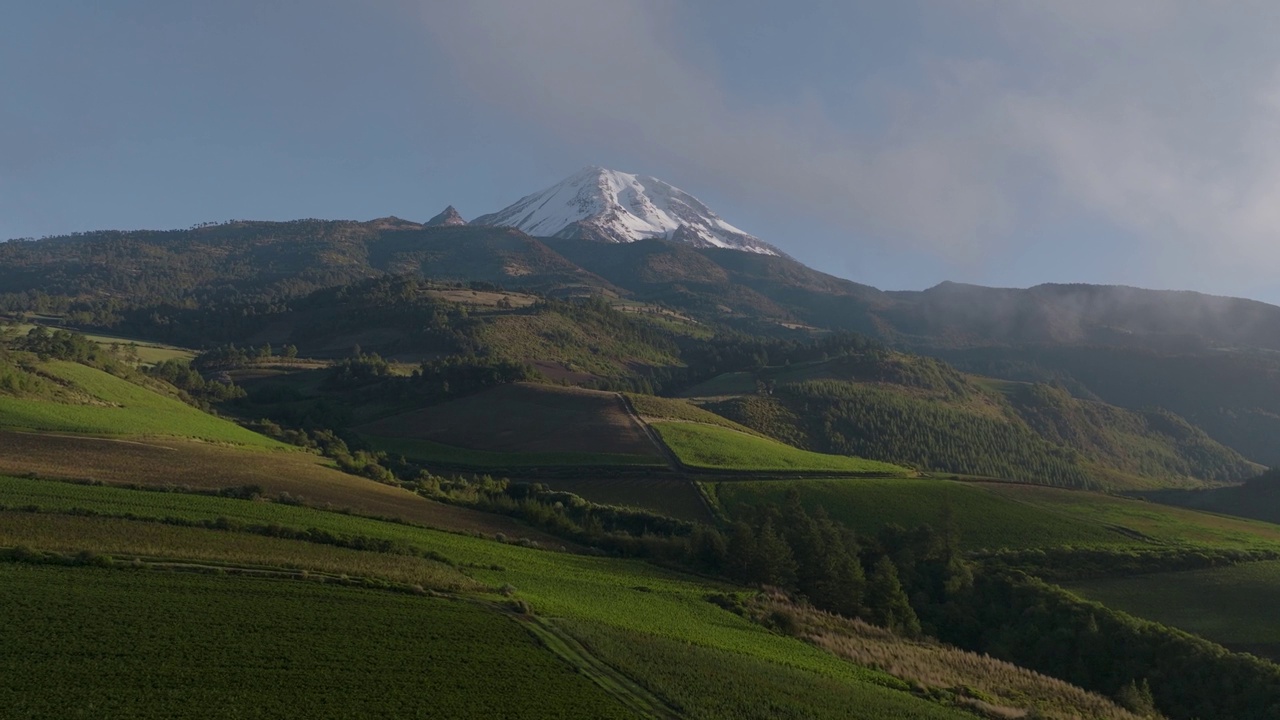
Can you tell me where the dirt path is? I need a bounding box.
[498,606,682,720]
[615,394,685,474]
[8,550,681,720]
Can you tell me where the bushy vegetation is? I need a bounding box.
[1068,560,1280,661]
[943,570,1280,720]
[731,380,1099,487]
[748,591,1143,720]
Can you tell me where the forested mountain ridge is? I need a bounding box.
[10,219,1280,353]
[7,217,1280,469]
[687,351,1258,489]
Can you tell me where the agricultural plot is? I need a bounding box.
[10,324,195,365]
[0,360,282,447]
[0,480,973,719]
[0,511,478,592]
[712,478,1122,550]
[1067,561,1280,661]
[982,482,1280,549]
[713,478,1280,552]
[652,421,909,474]
[540,476,710,522]
[624,392,759,434]
[358,382,661,465]
[0,433,574,545]
[0,564,633,720]
[364,436,661,469]
[561,619,967,720]
[0,474,579,561]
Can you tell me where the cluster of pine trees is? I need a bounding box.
[685,491,972,637]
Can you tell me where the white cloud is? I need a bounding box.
[418,0,1016,259]
[417,0,1280,285]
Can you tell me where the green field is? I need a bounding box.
[12,323,195,365]
[712,478,1280,552]
[0,431,568,544]
[652,421,909,474]
[0,361,283,448]
[1067,561,1280,661]
[0,476,972,719]
[624,393,759,433]
[0,564,633,720]
[364,435,662,468]
[541,476,710,523]
[713,478,1120,550]
[982,482,1280,549]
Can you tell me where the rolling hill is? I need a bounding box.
[688,352,1256,489]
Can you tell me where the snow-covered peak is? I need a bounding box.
[472,167,781,255]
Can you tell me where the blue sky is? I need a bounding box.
[5,2,1280,303]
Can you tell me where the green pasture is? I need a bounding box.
[712,477,1280,553]
[652,421,908,474]
[0,361,283,448]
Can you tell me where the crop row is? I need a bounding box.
[0,563,631,719]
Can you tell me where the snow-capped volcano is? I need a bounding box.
[472,167,781,255]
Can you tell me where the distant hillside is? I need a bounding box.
[10,216,1280,477]
[688,352,1256,489]
[886,281,1280,351]
[938,344,1280,467]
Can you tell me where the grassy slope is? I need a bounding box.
[1067,561,1280,661]
[13,323,196,364]
[0,430,575,547]
[652,421,909,474]
[0,564,633,720]
[686,353,1255,489]
[0,360,282,448]
[712,477,1280,552]
[0,478,970,720]
[624,393,761,434]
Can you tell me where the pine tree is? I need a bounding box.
[687,525,728,573]
[753,519,797,587]
[865,556,921,637]
[726,521,757,581]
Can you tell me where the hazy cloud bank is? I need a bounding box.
[419,0,1280,287]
